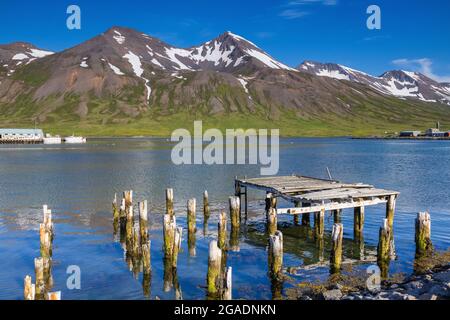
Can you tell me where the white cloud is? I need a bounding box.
[279,9,310,19]
[288,0,337,5]
[392,58,450,83]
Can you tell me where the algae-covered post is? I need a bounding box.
[187,198,197,257]
[203,191,210,219]
[163,214,176,258]
[267,208,277,236]
[221,267,232,300]
[207,240,222,296]
[377,218,391,278]
[172,227,182,269]
[218,211,227,250]
[139,200,148,245]
[229,196,240,230]
[330,223,343,274]
[141,240,151,275]
[34,257,45,300]
[166,188,174,216]
[386,195,396,230]
[314,209,325,239]
[333,209,342,224]
[268,231,283,278]
[415,212,433,255]
[113,193,119,230]
[24,275,35,301]
[354,205,365,240]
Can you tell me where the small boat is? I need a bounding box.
[64,135,87,144]
[43,134,62,145]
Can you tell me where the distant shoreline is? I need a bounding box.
[352,136,450,141]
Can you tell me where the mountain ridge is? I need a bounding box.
[1,26,450,137]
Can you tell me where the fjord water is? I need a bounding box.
[0,138,449,300]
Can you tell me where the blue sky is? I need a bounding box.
[2,0,450,81]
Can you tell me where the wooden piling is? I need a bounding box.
[267,208,277,235]
[113,193,119,228]
[377,218,391,278]
[139,200,148,245]
[415,212,433,255]
[163,214,176,257]
[166,188,174,216]
[333,209,342,224]
[207,240,222,295]
[126,205,134,250]
[34,257,45,300]
[293,201,300,226]
[354,205,365,239]
[142,240,151,275]
[218,211,227,250]
[187,198,196,234]
[265,193,277,217]
[386,195,396,230]
[172,227,182,268]
[40,223,51,259]
[24,275,35,300]
[221,267,232,300]
[314,209,325,239]
[203,191,210,219]
[330,223,343,274]
[47,291,61,300]
[229,196,240,230]
[268,231,283,277]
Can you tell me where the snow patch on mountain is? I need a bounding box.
[12,53,28,60]
[164,47,193,71]
[244,48,295,71]
[316,69,350,81]
[108,62,125,75]
[113,30,126,45]
[123,51,151,102]
[190,41,235,67]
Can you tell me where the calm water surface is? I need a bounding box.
[0,138,449,300]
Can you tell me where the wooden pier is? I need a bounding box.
[235,175,399,224]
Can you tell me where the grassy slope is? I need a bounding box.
[1,72,450,137]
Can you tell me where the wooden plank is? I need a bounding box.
[277,198,388,215]
[294,188,399,201]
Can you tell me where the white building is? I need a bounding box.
[0,129,44,142]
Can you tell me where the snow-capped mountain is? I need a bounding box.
[0,42,53,77]
[298,61,450,105]
[1,26,450,128]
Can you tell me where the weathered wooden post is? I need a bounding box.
[126,205,134,250]
[34,257,45,300]
[163,214,176,258]
[166,188,174,216]
[415,212,433,255]
[302,211,310,226]
[265,193,277,218]
[268,231,283,278]
[47,292,61,300]
[386,195,396,230]
[43,205,53,238]
[187,198,196,234]
[377,219,391,278]
[40,224,51,259]
[203,191,210,219]
[218,211,227,250]
[113,193,119,234]
[24,275,35,300]
[187,198,197,257]
[139,200,148,245]
[330,223,343,274]
[207,240,222,296]
[314,209,325,239]
[293,201,300,226]
[221,267,232,300]
[142,240,151,275]
[333,209,342,224]
[267,208,277,235]
[354,205,365,240]
[119,198,127,242]
[172,227,182,269]
[230,196,240,230]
